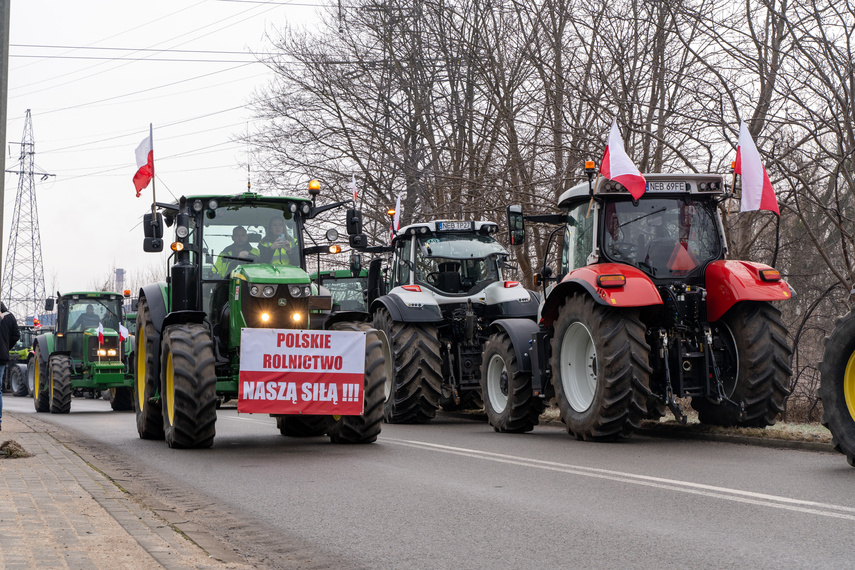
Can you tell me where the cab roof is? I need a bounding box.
[393,220,499,243]
[558,173,726,208]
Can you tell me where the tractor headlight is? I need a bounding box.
[301,203,311,215]
[289,285,309,297]
[192,200,204,212]
[262,286,276,297]
[250,285,260,296]
[290,312,303,323]
[107,349,117,356]
[97,349,106,356]
[261,312,271,323]
[176,225,189,238]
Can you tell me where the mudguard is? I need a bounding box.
[487,318,540,374]
[32,333,57,364]
[705,260,792,322]
[540,263,662,327]
[139,283,170,334]
[369,288,443,323]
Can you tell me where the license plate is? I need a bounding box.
[438,221,472,231]
[646,181,686,192]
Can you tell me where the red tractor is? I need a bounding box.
[482,168,793,439]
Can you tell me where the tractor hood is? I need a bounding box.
[232,264,310,285]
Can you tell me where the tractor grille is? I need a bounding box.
[240,282,308,329]
[88,336,121,361]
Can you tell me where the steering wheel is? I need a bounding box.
[425,272,440,284]
[610,242,637,260]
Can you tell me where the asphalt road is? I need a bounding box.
[5,395,854,568]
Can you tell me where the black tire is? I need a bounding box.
[49,355,72,414]
[11,363,29,397]
[692,302,792,428]
[1,366,9,393]
[326,321,387,443]
[481,332,545,433]
[818,310,855,467]
[135,297,164,439]
[550,294,650,441]
[31,346,50,413]
[373,307,442,423]
[276,416,328,437]
[160,324,218,449]
[109,387,133,411]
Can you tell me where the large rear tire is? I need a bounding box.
[11,363,29,397]
[550,294,650,441]
[135,297,164,439]
[160,324,218,449]
[819,309,855,467]
[31,346,50,413]
[49,355,72,414]
[373,308,442,423]
[481,332,544,433]
[326,321,386,443]
[692,302,792,427]
[276,416,328,437]
[109,387,133,411]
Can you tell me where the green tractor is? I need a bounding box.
[29,292,134,413]
[819,308,855,467]
[2,324,36,396]
[135,183,388,449]
[312,256,370,313]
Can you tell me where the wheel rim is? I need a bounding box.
[486,353,508,413]
[844,350,855,422]
[561,322,597,412]
[165,351,175,425]
[137,327,146,410]
[34,358,40,398]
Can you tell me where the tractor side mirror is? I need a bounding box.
[349,234,367,249]
[507,205,525,246]
[346,209,363,235]
[143,212,164,253]
[131,298,139,311]
[44,298,54,312]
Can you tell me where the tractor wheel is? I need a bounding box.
[481,332,545,433]
[109,387,133,411]
[373,307,442,423]
[135,297,164,440]
[160,324,218,449]
[692,302,792,428]
[550,294,650,441]
[326,321,386,443]
[819,310,855,466]
[49,355,72,414]
[31,346,50,413]
[276,416,328,437]
[11,364,29,397]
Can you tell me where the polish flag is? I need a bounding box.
[119,323,130,343]
[97,323,105,345]
[390,192,402,243]
[133,134,154,197]
[351,174,358,204]
[735,121,780,216]
[599,118,647,200]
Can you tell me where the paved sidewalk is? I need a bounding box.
[0,412,240,569]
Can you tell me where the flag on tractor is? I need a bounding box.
[133,133,154,197]
[351,174,358,204]
[390,192,402,243]
[119,323,129,343]
[599,117,647,200]
[735,121,780,216]
[97,323,105,345]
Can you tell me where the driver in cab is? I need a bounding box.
[72,305,101,330]
[214,226,258,277]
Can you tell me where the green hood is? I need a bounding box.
[233,263,309,285]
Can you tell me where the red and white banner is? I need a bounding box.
[599,117,647,200]
[735,120,780,216]
[97,322,104,345]
[238,328,366,415]
[133,134,154,197]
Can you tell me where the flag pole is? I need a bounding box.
[149,123,157,219]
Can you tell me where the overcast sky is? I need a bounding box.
[4,0,323,309]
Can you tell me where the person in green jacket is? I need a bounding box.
[258,215,298,266]
[214,225,258,277]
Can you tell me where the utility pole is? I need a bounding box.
[2,110,49,324]
[0,0,11,283]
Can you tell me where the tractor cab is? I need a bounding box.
[53,293,124,366]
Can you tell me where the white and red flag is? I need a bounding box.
[599,118,647,200]
[351,174,358,204]
[97,323,105,345]
[119,323,130,343]
[390,192,402,243]
[133,133,154,197]
[735,121,780,216]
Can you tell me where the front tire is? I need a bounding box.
[373,308,442,423]
[819,309,855,467]
[160,324,218,449]
[326,321,386,443]
[49,355,72,414]
[692,302,792,427]
[550,294,650,441]
[109,387,133,411]
[11,364,29,397]
[31,347,50,412]
[135,297,164,439]
[481,332,544,433]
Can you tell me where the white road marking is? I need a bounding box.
[383,438,855,521]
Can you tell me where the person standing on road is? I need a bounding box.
[0,302,21,431]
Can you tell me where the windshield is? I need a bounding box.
[321,277,368,312]
[201,204,302,279]
[602,198,722,278]
[63,298,123,331]
[414,233,507,294]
